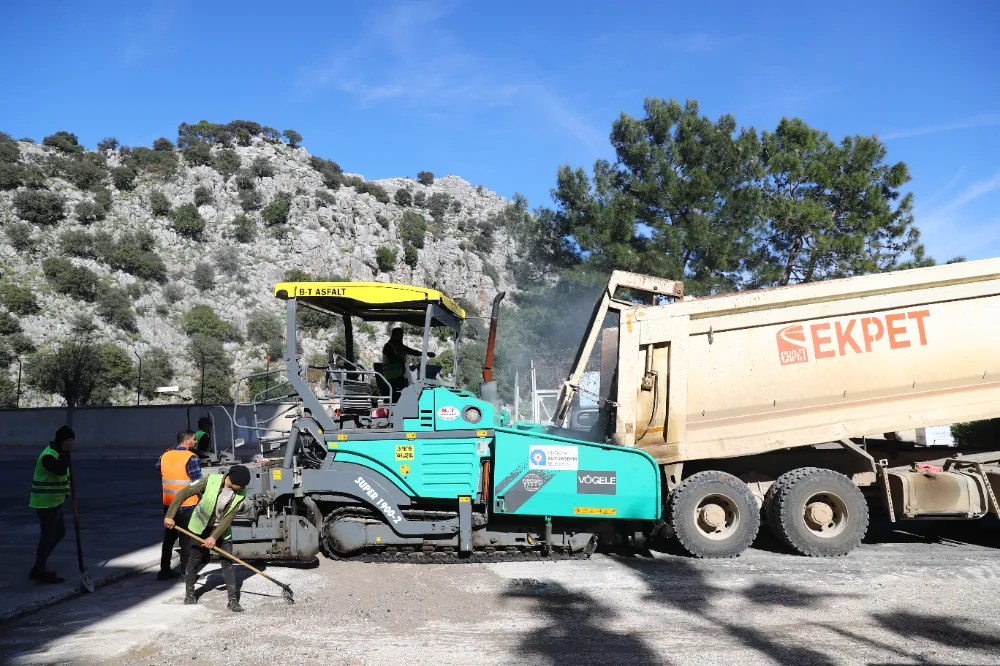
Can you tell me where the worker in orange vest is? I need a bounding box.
[156,430,202,580]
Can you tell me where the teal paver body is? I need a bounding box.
[334,387,661,520]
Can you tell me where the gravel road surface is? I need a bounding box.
[2,518,1000,666]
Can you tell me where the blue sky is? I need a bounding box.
[2,1,998,262]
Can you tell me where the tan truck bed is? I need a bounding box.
[571,259,1000,465]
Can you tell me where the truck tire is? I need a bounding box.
[668,471,760,558]
[765,467,868,557]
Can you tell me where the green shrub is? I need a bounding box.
[96,285,137,332]
[104,231,167,281]
[251,157,274,178]
[413,191,426,208]
[111,165,138,190]
[428,192,451,222]
[188,333,234,403]
[212,148,241,180]
[234,169,255,190]
[0,163,22,190]
[399,210,428,249]
[0,132,20,163]
[43,131,84,154]
[232,214,256,243]
[474,227,495,253]
[309,156,344,189]
[6,331,36,355]
[153,137,175,151]
[394,188,412,207]
[417,171,434,186]
[127,147,178,178]
[952,420,1000,447]
[261,197,290,226]
[239,188,263,212]
[283,268,311,282]
[42,257,99,301]
[0,310,20,335]
[376,214,389,228]
[169,203,206,239]
[163,282,183,303]
[314,189,336,208]
[482,261,500,285]
[14,190,65,225]
[60,229,95,257]
[247,309,283,344]
[138,347,174,399]
[21,164,46,188]
[58,153,108,191]
[75,199,103,224]
[216,130,233,147]
[450,199,462,214]
[92,230,114,258]
[183,304,239,341]
[0,283,39,314]
[5,221,35,251]
[150,190,171,216]
[194,185,214,206]
[376,246,397,272]
[193,262,215,291]
[183,141,213,167]
[235,128,252,146]
[97,137,119,151]
[282,129,303,147]
[227,120,262,137]
[261,126,282,142]
[349,179,389,203]
[178,121,230,147]
[215,245,241,276]
[403,243,418,268]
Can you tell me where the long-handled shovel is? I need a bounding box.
[173,525,294,604]
[68,460,95,593]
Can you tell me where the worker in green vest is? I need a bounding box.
[28,426,75,584]
[193,417,212,460]
[164,465,250,612]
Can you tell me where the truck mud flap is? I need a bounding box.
[303,463,458,537]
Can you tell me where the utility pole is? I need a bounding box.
[15,357,22,408]
[134,350,142,406]
[199,350,206,406]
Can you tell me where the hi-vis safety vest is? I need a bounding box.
[29,446,70,509]
[188,474,246,540]
[160,449,198,507]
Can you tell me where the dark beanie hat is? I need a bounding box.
[55,426,75,443]
[227,465,251,487]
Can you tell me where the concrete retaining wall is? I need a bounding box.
[0,404,298,458]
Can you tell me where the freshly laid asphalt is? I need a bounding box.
[1,458,1000,665]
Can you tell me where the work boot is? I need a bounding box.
[184,593,197,605]
[157,570,180,581]
[33,571,64,585]
[227,599,244,613]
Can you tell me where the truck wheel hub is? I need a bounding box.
[805,502,834,527]
[699,504,727,529]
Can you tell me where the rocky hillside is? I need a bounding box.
[0,125,532,407]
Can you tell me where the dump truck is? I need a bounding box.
[212,258,1000,562]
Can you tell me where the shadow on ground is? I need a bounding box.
[503,546,1000,666]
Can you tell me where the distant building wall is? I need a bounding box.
[0,404,298,457]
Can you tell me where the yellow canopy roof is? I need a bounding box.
[273,282,465,325]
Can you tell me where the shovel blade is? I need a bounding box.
[81,569,95,593]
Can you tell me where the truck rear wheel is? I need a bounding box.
[764,467,868,557]
[668,471,760,558]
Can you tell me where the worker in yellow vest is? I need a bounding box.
[164,466,250,612]
[28,426,75,584]
[156,430,201,580]
[193,417,212,460]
